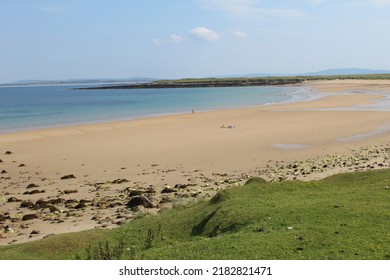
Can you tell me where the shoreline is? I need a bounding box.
[1,79,390,245]
[0,85,308,134]
[2,81,388,135]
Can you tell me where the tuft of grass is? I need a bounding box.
[1,169,390,260]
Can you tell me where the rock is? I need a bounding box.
[30,230,40,235]
[111,178,129,184]
[20,201,34,208]
[35,199,51,209]
[127,195,154,208]
[145,187,157,194]
[23,189,45,195]
[60,174,76,180]
[128,190,143,197]
[159,197,173,204]
[108,202,123,208]
[49,206,61,213]
[22,214,39,221]
[65,199,78,205]
[161,186,177,194]
[5,227,14,234]
[5,151,13,155]
[1,170,7,174]
[7,197,21,202]
[26,183,40,189]
[0,213,11,222]
[18,164,26,167]
[91,213,104,221]
[191,190,202,197]
[74,202,87,209]
[64,189,78,194]
[49,198,65,204]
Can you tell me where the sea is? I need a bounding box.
[0,84,312,133]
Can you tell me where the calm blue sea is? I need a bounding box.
[0,85,308,133]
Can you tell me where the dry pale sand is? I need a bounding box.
[1,79,390,245]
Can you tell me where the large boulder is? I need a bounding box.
[127,195,154,208]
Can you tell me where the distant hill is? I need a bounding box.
[3,68,390,86]
[212,68,390,78]
[304,68,390,76]
[1,77,155,86]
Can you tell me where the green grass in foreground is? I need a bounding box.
[1,169,390,260]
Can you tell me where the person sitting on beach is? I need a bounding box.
[221,124,235,129]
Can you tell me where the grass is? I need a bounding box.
[1,169,390,260]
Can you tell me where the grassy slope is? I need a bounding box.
[1,170,390,260]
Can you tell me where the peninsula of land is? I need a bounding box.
[77,74,390,90]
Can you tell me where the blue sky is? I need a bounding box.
[1,0,390,83]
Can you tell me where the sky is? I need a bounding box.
[1,0,390,83]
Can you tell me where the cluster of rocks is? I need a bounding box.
[1,166,246,244]
[260,145,390,181]
[3,143,389,245]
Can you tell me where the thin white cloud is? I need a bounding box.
[234,31,247,38]
[199,0,305,19]
[190,27,221,42]
[169,34,186,44]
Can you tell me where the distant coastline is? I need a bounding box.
[77,74,390,90]
[77,77,303,90]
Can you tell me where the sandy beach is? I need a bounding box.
[1,79,390,245]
